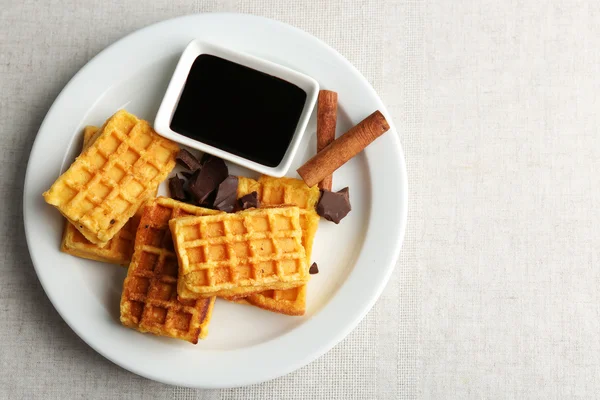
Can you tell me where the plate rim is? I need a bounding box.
[23,12,408,388]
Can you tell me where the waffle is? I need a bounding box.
[43,110,179,246]
[253,176,320,260]
[245,209,318,315]
[236,176,320,315]
[61,208,142,265]
[120,197,220,343]
[244,285,308,315]
[224,297,252,305]
[237,176,262,201]
[171,206,309,299]
[255,175,321,209]
[82,125,99,149]
[60,126,146,265]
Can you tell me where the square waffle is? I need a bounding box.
[60,126,148,266]
[171,206,310,299]
[120,197,220,343]
[61,210,141,266]
[43,110,179,246]
[236,176,320,315]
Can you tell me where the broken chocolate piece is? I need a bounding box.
[238,191,260,210]
[309,262,319,274]
[178,170,196,201]
[168,175,186,201]
[193,190,217,210]
[316,187,351,224]
[175,149,202,171]
[188,156,228,204]
[213,175,239,212]
[199,153,214,165]
[200,191,217,209]
[180,170,194,180]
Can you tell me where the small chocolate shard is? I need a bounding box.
[238,191,260,210]
[188,156,228,204]
[175,149,202,171]
[213,175,239,212]
[309,262,319,274]
[168,175,186,201]
[316,187,351,224]
[199,153,214,165]
[180,170,195,180]
[200,191,217,209]
[337,187,349,198]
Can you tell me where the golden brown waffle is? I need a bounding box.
[61,211,141,266]
[82,125,99,149]
[60,126,148,266]
[83,125,98,143]
[171,206,309,299]
[256,175,321,209]
[237,176,262,201]
[237,176,320,260]
[120,197,220,343]
[236,176,320,315]
[245,209,318,315]
[224,297,252,305]
[244,285,308,315]
[43,110,179,246]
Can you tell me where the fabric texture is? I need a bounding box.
[1,1,419,399]
[421,2,600,398]
[6,0,600,399]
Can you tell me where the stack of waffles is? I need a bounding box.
[43,110,321,344]
[234,176,320,315]
[120,197,218,343]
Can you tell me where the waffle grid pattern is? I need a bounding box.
[172,207,308,298]
[237,176,320,315]
[61,125,140,265]
[44,110,179,245]
[120,197,218,343]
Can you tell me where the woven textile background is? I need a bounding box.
[1,1,420,399]
[7,1,597,399]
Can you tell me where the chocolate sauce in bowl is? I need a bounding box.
[170,55,307,167]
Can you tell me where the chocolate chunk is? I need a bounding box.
[175,149,202,171]
[199,153,213,165]
[180,170,195,180]
[238,191,260,210]
[213,175,239,212]
[316,187,351,224]
[309,262,319,274]
[188,156,228,204]
[182,180,194,202]
[168,175,186,201]
[200,191,217,209]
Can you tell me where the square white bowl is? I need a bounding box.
[154,39,319,177]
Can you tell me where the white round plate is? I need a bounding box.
[23,13,407,388]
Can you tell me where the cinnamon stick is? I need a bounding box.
[297,110,390,187]
[316,90,338,190]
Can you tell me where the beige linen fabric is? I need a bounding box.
[7,0,600,399]
[12,0,599,399]
[421,3,600,398]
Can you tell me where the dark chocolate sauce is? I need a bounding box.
[170,54,307,167]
